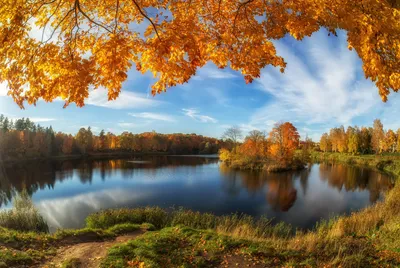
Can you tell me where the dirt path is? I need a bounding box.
[42,231,143,268]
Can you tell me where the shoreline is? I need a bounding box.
[0,152,218,165]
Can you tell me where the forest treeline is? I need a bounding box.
[319,119,400,154]
[0,115,223,161]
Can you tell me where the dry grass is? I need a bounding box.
[0,191,49,233]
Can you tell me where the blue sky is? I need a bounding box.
[1,29,399,141]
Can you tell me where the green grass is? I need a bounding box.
[86,207,293,241]
[101,226,264,268]
[86,207,169,229]
[0,191,49,233]
[0,248,33,266]
[61,258,82,268]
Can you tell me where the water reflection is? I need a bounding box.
[0,157,394,231]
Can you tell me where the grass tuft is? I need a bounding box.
[86,207,293,241]
[0,191,48,233]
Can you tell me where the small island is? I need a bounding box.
[219,122,309,172]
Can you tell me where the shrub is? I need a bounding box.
[0,191,48,233]
[86,207,168,229]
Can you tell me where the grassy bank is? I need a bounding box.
[1,200,399,267]
[1,154,400,267]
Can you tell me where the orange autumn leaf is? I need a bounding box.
[0,0,399,108]
[268,122,300,163]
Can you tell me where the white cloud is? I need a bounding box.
[30,118,56,123]
[0,82,8,96]
[128,112,175,122]
[118,122,135,128]
[251,29,379,131]
[86,88,163,110]
[193,63,237,80]
[182,108,218,123]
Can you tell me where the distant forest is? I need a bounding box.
[0,115,224,161]
[320,119,400,154]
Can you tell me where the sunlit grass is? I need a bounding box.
[86,207,293,241]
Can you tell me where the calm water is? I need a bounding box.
[0,156,394,232]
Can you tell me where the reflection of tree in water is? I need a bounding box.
[319,163,394,203]
[76,161,94,184]
[220,165,300,212]
[0,156,219,207]
[266,173,298,212]
[218,164,243,196]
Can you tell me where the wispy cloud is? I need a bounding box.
[118,122,135,128]
[206,87,230,107]
[251,29,379,134]
[86,88,163,110]
[193,64,237,80]
[128,112,176,122]
[30,118,56,123]
[6,116,56,123]
[182,108,218,123]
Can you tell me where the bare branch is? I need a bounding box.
[41,0,63,43]
[131,0,161,41]
[114,0,119,32]
[43,6,75,43]
[75,0,112,34]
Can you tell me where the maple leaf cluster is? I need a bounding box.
[0,0,399,108]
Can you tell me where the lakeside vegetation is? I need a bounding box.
[219,123,309,172]
[1,159,399,267]
[0,115,224,162]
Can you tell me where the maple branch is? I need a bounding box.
[114,0,120,32]
[131,0,161,40]
[44,6,75,43]
[40,0,64,43]
[75,0,112,33]
[233,0,255,32]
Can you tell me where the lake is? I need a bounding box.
[0,155,394,232]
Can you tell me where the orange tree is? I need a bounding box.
[0,0,399,108]
[268,122,300,163]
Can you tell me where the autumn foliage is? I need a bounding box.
[0,0,399,108]
[319,119,400,154]
[268,122,300,163]
[221,122,303,171]
[0,115,222,161]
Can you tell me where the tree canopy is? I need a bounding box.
[1,0,399,108]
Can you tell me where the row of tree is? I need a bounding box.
[319,119,400,154]
[0,115,223,160]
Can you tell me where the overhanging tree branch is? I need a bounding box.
[131,0,161,40]
[75,0,112,34]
